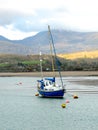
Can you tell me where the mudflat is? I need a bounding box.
[70,79,98,86]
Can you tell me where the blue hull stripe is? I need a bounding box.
[38,89,65,97]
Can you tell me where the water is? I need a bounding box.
[0,76,98,130]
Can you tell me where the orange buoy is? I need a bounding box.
[35,93,39,96]
[61,103,66,108]
[73,94,78,99]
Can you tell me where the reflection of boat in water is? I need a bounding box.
[37,25,66,98]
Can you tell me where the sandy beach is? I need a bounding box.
[0,71,98,77]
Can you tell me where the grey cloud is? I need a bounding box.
[0,7,68,32]
[0,9,26,25]
[0,9,37,31]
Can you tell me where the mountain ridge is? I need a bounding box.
[0,30,98,54]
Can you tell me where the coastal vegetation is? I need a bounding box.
[0,51,98,72]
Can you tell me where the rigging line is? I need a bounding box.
[48,28,55,77]
[48,25,64,88]
[50,42,55,76]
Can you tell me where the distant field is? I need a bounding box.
[0,52,98,72]
[58,50,98,59]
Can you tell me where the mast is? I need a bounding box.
[48,25,64,88]
[39,51,43,79]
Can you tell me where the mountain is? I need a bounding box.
[0,41,33,55]
[0,30,98,54]
[0,35,10,41]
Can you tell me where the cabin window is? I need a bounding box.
[49,81,52,85]
[46,82,48,86]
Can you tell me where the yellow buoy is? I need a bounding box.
[61,103,66,108]
[35,93,39,96]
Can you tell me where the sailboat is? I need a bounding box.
[37,25,65,98]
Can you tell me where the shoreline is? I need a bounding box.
[0,71,98,77]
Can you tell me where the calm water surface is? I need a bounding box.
[0,76,98,130]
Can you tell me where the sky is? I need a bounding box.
[0,0,98,40]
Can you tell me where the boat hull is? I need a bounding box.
[38,89,65,98]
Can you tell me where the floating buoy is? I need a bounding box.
[61,103,66,108]
[35,93,39,96]
[66,99,70,103]
[73,94,78,99]
[16,82,22,85]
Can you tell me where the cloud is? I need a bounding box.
[0,7,69,32]
[0,8,36,31]
[0,0,70,32]
[0,0,98,39]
